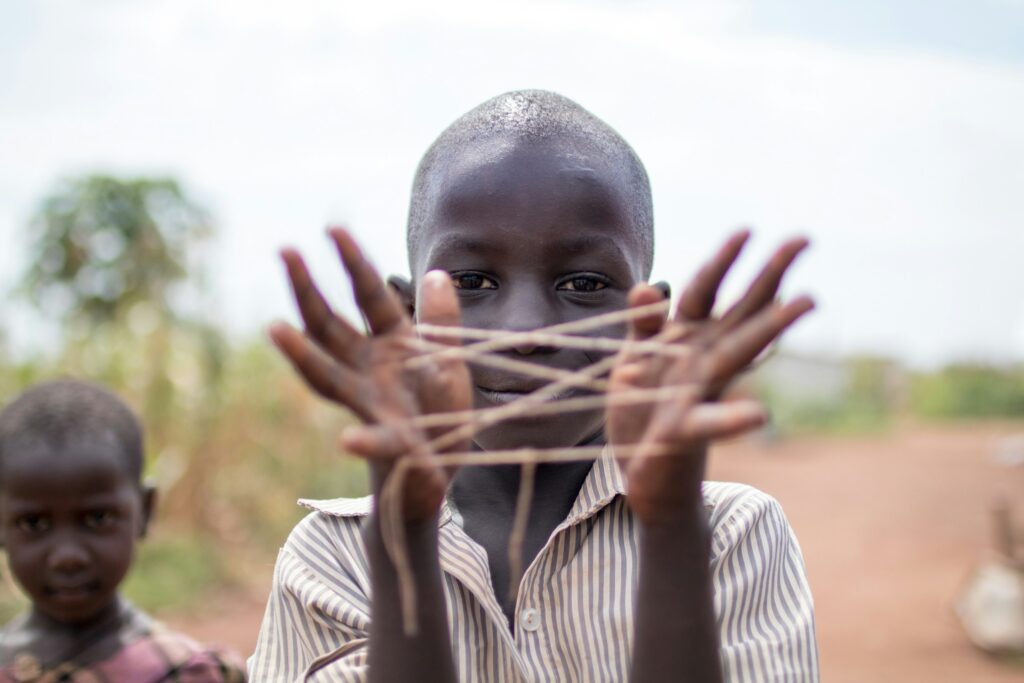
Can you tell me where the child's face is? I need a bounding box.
[411,136,649,451]
[0,439,152,624]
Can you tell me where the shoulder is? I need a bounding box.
[153,626,245,679]
[271,496,373,597]
[701,481,798,557]
[81,623,245,683]
[0,614,31,664]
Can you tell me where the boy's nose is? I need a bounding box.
[509,338,558,355]
[500,287,560,355]
[49,540,90,573]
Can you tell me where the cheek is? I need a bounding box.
[93,532,137,581]
[6,542,47,591]
[454,298,502,330]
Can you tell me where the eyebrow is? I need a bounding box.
[427,234,500,258]
[549,234,623,256]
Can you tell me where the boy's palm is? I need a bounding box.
[607,233,813,526]
[270,228,472,522]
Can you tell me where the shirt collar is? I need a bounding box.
[562,445,626,526]
[298,493,457,527]
[297,447,625,528]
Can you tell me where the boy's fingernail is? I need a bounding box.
[341,426,366,449]
[795,295,816,312]
[267,322,287,341]
[422,270,449,289]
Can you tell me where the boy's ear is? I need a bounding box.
[387,275,416,318]
[138,483,157,539]
[652,280,671,300]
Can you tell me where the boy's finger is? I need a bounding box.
[719,237,808,330]
[675,230,750,322]
[341,424,415,460]
[614,285,670,389]
[281,249,362,365]
[329,227,409,336]
[626,284,668,341]
[417,271,462,348]
[268,322,371,422]
[673,400,767,441]
[705,296,815,387]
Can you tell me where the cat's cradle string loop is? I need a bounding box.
[370,299,706,636]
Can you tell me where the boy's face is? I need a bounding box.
[410,136,649,451]
[0,438,152,625]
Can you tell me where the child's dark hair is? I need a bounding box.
[407,89,655,277]
[0,378,144,484]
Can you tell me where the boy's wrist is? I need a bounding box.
[636,497,709,540]
[364,509,442,558]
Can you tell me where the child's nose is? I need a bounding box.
[501,288,560,355]
[49,539,90,573]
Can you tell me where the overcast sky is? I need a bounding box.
[2,0,1022,368]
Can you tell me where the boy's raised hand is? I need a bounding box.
[269,228,472,523]
[607,232,814,526]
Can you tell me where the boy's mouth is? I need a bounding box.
[475,383,579,405]
[45,581,101,602]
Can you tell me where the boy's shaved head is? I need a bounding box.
[407,90,654,277]
[0,378,143,483]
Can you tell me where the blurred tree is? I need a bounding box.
[15,174,227,532]
[20,175,212,326]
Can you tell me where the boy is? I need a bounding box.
[252,90,818,681]
[0,379,247,681]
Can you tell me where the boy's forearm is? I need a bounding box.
[364,513,457,683]
[630,502,723,683]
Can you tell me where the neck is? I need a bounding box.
[452,429,605,511]
[26,595,127,641]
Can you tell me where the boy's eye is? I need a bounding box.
[451,273,497,290]
[83,510,118,530]
[559,276,608,293]
[15,515,50,533]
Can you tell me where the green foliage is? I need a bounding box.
[20,175,211,326]
[909,364,1024,419]
[120,535,224,613]
[764,395,890,435]
[759,355,1024,434]
[0,571,27,625]
[756,355,896,436]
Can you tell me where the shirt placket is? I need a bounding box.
[437,521,532,681]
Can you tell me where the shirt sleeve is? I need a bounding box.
[248,513,372,683]
[708,485,820,683]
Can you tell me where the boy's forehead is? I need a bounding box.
[1,436,132,487]
[412,134,645,270]
[431,133,632,197]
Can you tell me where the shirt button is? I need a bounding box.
[520,607,541,632]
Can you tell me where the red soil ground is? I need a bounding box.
[168,423,1024,681]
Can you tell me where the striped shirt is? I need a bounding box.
[249,453,819,682]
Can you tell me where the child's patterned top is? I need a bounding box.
[0,608,246,683]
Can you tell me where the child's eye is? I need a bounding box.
[15,515,50,533]
[558,276,608,293]
[83,510,118,530]
[451,273,498,290]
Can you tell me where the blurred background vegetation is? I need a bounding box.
[0,172,1021,621]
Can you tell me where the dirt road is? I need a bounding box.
[169,424,1024,681]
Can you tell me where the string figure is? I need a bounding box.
[269,227,813,637]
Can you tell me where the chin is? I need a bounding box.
[472,412,604,452]
[38,589,116,625]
